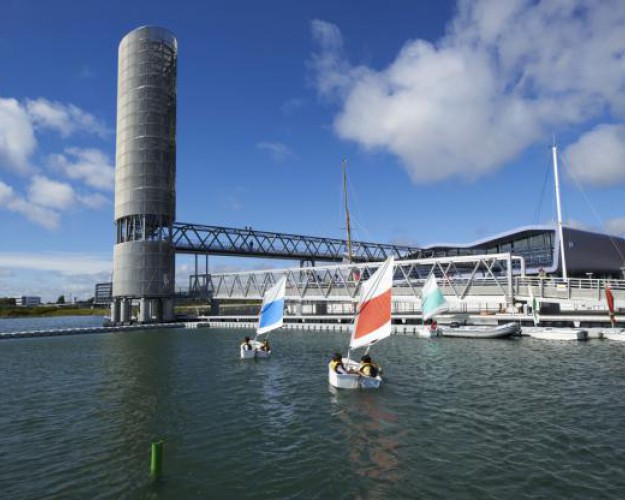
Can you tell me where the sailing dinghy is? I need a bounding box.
[416,274,449,338]
[328,256,394,389]
[241,276,286,359]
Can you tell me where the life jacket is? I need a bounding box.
[330,360,344,373]
[261,344,270,351]
[360,362,378,377]
[241,342,252,351]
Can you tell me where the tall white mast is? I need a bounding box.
[552,142,568,280]
[342,158,353,263]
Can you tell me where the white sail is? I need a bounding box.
[257,276,286,335]
[421,274,449,321]
[350,257,394,350]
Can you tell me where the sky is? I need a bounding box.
[1,0,625,301]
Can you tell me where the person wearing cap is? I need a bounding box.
[359,355,379,377]
[240,336,253,351]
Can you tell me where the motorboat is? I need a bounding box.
[439,322,521,339]
[527,328,588,341]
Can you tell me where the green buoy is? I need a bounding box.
[151,440,164,478]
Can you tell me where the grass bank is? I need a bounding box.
[0,307,109,318]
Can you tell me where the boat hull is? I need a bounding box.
[604,330,625,341]
[240,340,271,359]
[328,359,382,389]
[528,328,588,341]
[440,322,520,339]
[416,326,441,338]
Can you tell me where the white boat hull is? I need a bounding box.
[528,328,588,341]
[240,340,271,359]
[328,359,382,390]
[416,326,440,338]
[603,329,625,341]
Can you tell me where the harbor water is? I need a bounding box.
[2,318,625,499]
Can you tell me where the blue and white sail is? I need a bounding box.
[257,276,287,335]
[421,274,449,321]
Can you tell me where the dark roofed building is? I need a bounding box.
[417,225,625,278]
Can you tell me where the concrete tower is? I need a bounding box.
[111,26,177,324]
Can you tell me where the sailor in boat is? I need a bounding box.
[359,355,380,378]
[260,339,271,352]
[241,336,253,351]
[329,353,354,374]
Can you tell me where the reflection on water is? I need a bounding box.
[2,324,625,498]
[331,387,402,489]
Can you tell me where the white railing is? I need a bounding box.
[203,253,525,303]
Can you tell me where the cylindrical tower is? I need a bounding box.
[112,26,177,323]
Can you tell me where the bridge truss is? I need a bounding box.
[192,253,526,305]
[172,222,421,262]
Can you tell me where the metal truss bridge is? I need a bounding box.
[192,252,624,313]
[192,253,525,305]
[172,222,421,262]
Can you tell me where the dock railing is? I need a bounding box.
[197,253,525,305]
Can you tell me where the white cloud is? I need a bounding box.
[78,192,110,209]
[310,1,625,183]
[564,124,625,187]
[48,147,115,190]
[0,252,112,275]
[0,176,109,230]
[26,98,110,138]
[256,141,296,162]
[0,95,110,177]
[0,268,112,302]
[606,217,625,236]
[28,175,76,210]
[0,96,37,173]
[0,179,60,230]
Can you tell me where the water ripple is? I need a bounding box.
[2,325,625,498]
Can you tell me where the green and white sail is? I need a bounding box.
[421,274,449,321]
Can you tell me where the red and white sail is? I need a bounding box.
[350,256,394,350]
[606,285,616,327]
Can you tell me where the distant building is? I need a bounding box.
[15,296,41,307]
[417,225,625,278]
[94,282,113,305]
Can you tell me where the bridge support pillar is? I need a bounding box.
[110,299,120,324]
[210,298,220,316]
[120,299,131,324]
[162,298,175,322]
[139,298,149,323]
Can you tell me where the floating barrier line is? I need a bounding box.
[0,322,191,340]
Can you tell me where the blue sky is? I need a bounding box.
[1,0,625,301]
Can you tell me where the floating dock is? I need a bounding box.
[0,322,195,340]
